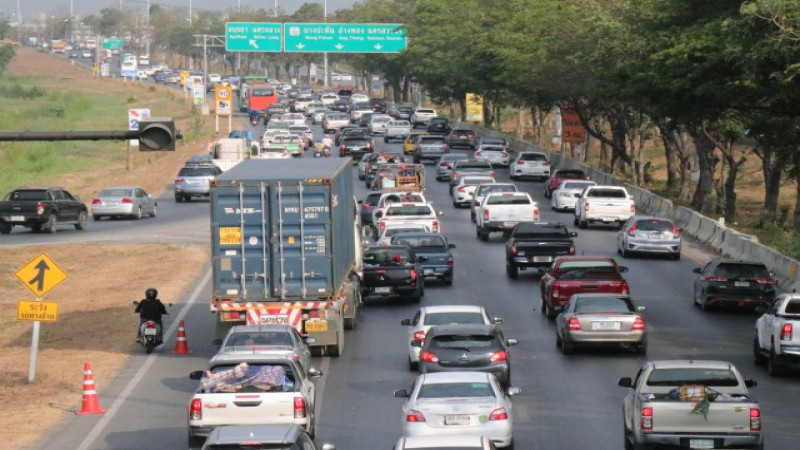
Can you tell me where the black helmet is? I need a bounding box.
[145,288,158,299]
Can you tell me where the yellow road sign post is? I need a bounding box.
[14,253,68,383]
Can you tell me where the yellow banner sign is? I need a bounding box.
[466,93,484,123]
[17,301,59,322]
[220,227,242,245]
[15,253,68,297]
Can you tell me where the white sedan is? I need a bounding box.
[394,372,520,448]
[376,222,431,246]
[551,180,596,211]
[474,146,511,167]
[451,175,496,207]
[400,305,502,370]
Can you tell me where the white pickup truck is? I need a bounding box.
[475,192,539,241]
[410,108,437,127]
[754,292,800,376]
[619,360,763,450]
[377,202,440,236]
[209,138,255,172]
[187,354,322,447]
[574,185,635,229]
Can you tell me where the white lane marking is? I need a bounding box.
[314,356,331,431]
[76,268,212,450]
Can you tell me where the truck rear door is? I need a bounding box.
[648,400,753,435]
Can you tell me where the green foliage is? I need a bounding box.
[0,44,15,75]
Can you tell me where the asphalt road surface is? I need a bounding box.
[24,115,800,450]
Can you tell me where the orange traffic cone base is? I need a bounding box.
[172,320,193,354]
[76,362,106,415]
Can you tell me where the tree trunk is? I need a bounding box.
[458,97,467,121]
[691,128,718,213]
[759,147,783,226]
[794,172,800,232]
[723,156,745,222]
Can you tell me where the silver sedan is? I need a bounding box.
[213,324,315,375]
[617,216,682,259]
[90,186,157,220]
[555,293,647,354]
[394,371,520,448]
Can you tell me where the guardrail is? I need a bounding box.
[468,124,800,293]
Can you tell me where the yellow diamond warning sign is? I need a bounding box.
[15,253,68,297]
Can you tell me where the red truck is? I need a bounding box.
[539,256,630,318]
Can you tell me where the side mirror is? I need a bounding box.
[375,211,383,218]
[570,231,578,237]
[308,368,323,378]
[745,378,758,388]
[618,377,633,388]
[357,199,363,204]
[410,340,422,348]
[618,266,629,273]
[321,445,336,450]
[506,338,519,346]
[507,386,522,396]
[74,195,82,202]
[212,338,222,346]
[305,337,316,345]
[754,305,768,315]
[400,318,411,326]
[692,268,702,274]
[189,370,204,380]
[637,306,646,312]
[394,389,409,398]
[438,211,445,217]
[449,243,457,249]
[492,317,504,324]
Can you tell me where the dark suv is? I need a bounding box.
[692,259,777,311]
[173,164,222,203]
[415,324,518,388]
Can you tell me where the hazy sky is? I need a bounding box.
[1,0,359,21]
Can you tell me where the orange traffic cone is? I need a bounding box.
[172,320,193,354]
[75,362,106,415]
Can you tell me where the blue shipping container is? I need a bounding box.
[211,159,356,301]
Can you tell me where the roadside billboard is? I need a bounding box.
[465,93,483,123]
[561,108,586,143]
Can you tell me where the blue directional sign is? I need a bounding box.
[283,23,407,53]
[226,22,282,52]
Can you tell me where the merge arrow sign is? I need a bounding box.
[15,253,68,297]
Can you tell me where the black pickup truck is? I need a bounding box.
[0,187,88,234]
[361,245,425,302]
[505,222,577,278]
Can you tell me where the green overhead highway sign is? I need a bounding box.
[102,38,123,50]
[226,22,282,52]
[283,23,406,53]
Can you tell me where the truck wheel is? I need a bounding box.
[578,219,587,229]
[326,321,345,357]
[623,426,634,450]
[506,263,518,279]
[0,221,12,234]
[476,227,489,241]
[768,346,784,377]
[75,211,87,230]
[175,194,184,203]
[45,214,58,233]
[753,336,767,366]
[573,216,579,226]
[187,431,205,449]
[545,302,558,319]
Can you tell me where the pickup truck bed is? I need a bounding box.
[361,246,424,302]
[0,187,88,234]
[505,222,576,278]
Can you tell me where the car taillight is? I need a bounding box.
[705,276,728,282]
[632,317,645,331]
[121,198,133,204]
[406,410,426,422]
[452,173,459,182]
[189,399,202,421]
[517,160,525,165]
[621,281,629,295]
[489,407,508,421]
[750,408,761,431]
[421,351,439,363]
[175,178,184,183]
[627,224,637,236]
[553,287,560,299]
[457,186,467,193]
[511,242,518,255]
[294,397,306,419]
[444,144,450,153]
[362,204,372,210]
[432,220,439,233]
[584,201,590,211]
[410,269,417,279]
[569,242,575,255]
[502,152,508,157]
[533,208,539,221]
[490,171,496,177]
[568,318,581,331]
[630,204,636,214]
[755,278,776,284]
[36,202,44,216]
[439,162,449,167]
[672,224,681,237]
[641,407,653,430]
[367,164,372,171]
[413,331,426,341]
[543,161,550,166]
[91,198,101,205]
[447,254,453,267]
[489,350,507,362]
[483,209,489,221]
[781,323,793,341]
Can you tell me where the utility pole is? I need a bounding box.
[323,0,328,88]
[188,0,193,70]
[16,0,22,44]
[146,0,150,57]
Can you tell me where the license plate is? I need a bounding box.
[444,414,470,426]
[734,281,750,287]
[689,439,715,449]
[533,256,553,262]
[143,328,158,336]
[9,215,24,221]
[375,287,392,293]
[423,269,434,275]
[305,320,328,332]
[503,221,518,227]
[517,251,526,256]
[591,321,621,331]
[259,315,289,325]
[603,216,616,222]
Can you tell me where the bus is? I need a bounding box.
[120,54,138,75]
[244,83,278,115]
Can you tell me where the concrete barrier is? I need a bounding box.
[696,217,718,244]
[685,211,703,236]
[673,207,694,229]
[710,225,727,248]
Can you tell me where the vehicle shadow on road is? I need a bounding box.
[102,427,188,450]
[161,375,198,394]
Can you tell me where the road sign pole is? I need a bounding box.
[228,113,232,134]
[28,297,41,383]
[215,113,219,134]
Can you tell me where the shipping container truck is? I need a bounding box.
[210,159,363,356]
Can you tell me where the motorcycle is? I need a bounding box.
[314,144,331,158]
[249,114,260,126]
[133,300,171,354]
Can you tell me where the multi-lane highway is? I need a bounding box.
[24,115,799,450]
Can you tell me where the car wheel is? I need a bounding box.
[150,204,158,218]
[408,292,422,303]
[45,214,58,233]
[634,341,647,355]
[578,219,587,229]
[383,136,388,143]
[561,336,574,354]
[0,221,12,234]
[75,211,87,230]
[768,345,784,376]
[541,297,547,315]
[187,431,206,449]
[477,227,489,241]
[545,302,557,319]
[555,331,563,348]
[753,335,767,366]
[573,216,579,226]
[506,263,518,279]
[175,194,183,203]
[409,358,419,371]
[621,246,630,258]
[624,426,635,450]
[671,252,681,260]
[470,211,476,222]
[443,275,453,286]
[509,174,517,181]
[183,195,191,203]
[505,440,515,450]
[700,296,712,312]
[133,207,142,220]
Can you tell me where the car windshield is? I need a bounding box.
[785,300,800,315]
[441,154,469,162]
[424,312,486,326]
[98,188,133,197]
[478,185,517,196]
[646,368,740,387]
[430,334,498,350]
[481,146,506,153]
[385,206,433,216]
[713,263,770,279]
[456,162,492,169]
[252,88,274,96]
[574,297,634,314]
[382,194,424,204]
[179,167,217,177]
[205,445,297,450]
[463,178,494,186]
[418,382,495,399]
[514,224,567,238]
[486,195,530,205]
[557,261,618,279]
[384,226,428,237]
[556,170,586,179]
[562,182,593,190]
[7,190,48,201]
[200,363,296,393]
[420,137,445,144]
[519,153,547,161]
[587,189,627,198]
[483,138,506,145]
[634,219,675,232]
[394,235,447,252]
[224,332,293,348]
[364,248,414,265]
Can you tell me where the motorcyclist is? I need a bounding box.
[321,134,333,152]
[248,109,261,123]
[135,287,168,342]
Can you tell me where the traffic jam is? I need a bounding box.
[177,86,797,450]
